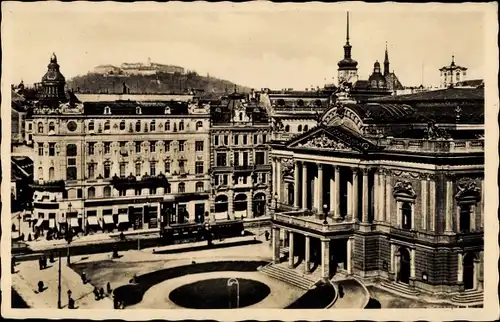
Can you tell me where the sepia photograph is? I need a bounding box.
[1,1,498,321]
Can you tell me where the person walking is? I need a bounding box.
[93,287,99,300]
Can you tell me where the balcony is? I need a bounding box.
[391,229,484,245]
[234,165,253,172]
[31,180,66,192]
[273,212,355,234]
[381,138,484,154]
[110,173,169,189]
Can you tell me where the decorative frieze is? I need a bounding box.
[297,134,352,151]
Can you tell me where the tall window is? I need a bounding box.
[150,120,156,132]
[88,142,95,155]
[262,134,267,143]
[401,202,412,230]
[104,142,111,154]
[103,186,111,197]
[179,140,185,152]
[164,161,171,173]
[150,141,156,153]
[120,120,126,130]
[285,125,290,132]
[255,151,265,165]
[104,121,111,131]
[28,123,32,131]
[195,141,204,152]
[88,121,94,132]
[304,125,309,131]
[459,204,471,233]
[196,182,204,192]
[178,182,186,193]
[234,152,240,166]
[38,143,44,156]
[135,141,141,153]
[135,163,141,176]
[88,187,96,199]
[150,162,156,176]
[165,184,171,194]
[179,160,186,174]
[104,164,111,179]
[298,125,302,132]
[216,153,227,167]
[253,134,258,145]
[38,122,44,133]
[49,122,55,132]
[195,161,204,174]
[48,167,55,180]
[119,163,126,177]
[214,135,219,146]
[243,135,248,145]
[88,164,95,179]
[234,135,239,145]
[66,144,77,181]
[243,152,249,166]
[150,187,157,195]
[196,121,203,131]
[135,121,141,132]
[179,121,184,131]
[224,135,228,145]
[38,167,43,181]
[165,141,171,152]
[165,121,170,131]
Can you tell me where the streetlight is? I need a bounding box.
[323,204,328,225]
[57,250,62,309]
[18,212,22,238]
[227,278,240,309]
[66,202,73,266]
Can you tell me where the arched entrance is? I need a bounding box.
[463,252,476,290]
[214,195,228,220]
[398,247,411,284]
[234,194,248,219]
[253,193,266,217]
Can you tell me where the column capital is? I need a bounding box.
[361,167,370,175]
[317,163,323,170]
[351,167,360,175]
[302,162,308,169]
[377,168,388,175]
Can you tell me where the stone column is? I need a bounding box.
[346,237,353,275]
[352,168,359,221]
[228,191,235,220]
[390,243,395,280]
[480,179,484,229]
[385,172,392,225]
[304,235,311,274]
[378,169,386,223]
[429,175,436,232]
[445,177,453,233]
[272,158,276,199]
[421,176,428,231]
[321,239,330,280]
[410,248,416,279]
[294,162,300,209]
[457,252,463,283]
[334,166,341,220]
[374,170,380,222]
[361,168,369,223]
[317,164,324,213]
[272,227,281,264]
[276,160,282,204]
[288,232,295,268]
[247,192,253,219]
[470,204,476,231]
[329,172,335,215]
[302,163,308,210]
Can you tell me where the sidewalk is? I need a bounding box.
[12,258,113,309]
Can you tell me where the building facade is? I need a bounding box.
[269,86,484,298]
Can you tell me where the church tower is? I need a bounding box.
[40,53,67,102]
[384,42,390,77]
[337,12,358,85]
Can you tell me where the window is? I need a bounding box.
[165,121,170,131]
[66,144,77,180]
[28,123,32,131]
[216,153,227,167]
[401,202,412,230]
[195,141,204,152]
[165,141,171,152]
[262,173,267,183]
[150,141,156,153]
[263,134,267,143]
[165,184,171,194]
[242,176,248,184]
[103,186,111,197]
[255,151,265,165]
[150,162,156,176]
[254,134,258,145]
[119,189,126,197]
[38,122,44,133]
[38,167,43,180]
[150,120,156,132]
[104,106,111,115]
[243,135,248,145]
[196,121,203,131]
[224,135,228,145]
[104,142,111,154]
[196,182,204,192]
[48,167,55,180]
[178,182,186,193]
[88,187,96,199]
[119,163,126,177]
[222,174,228,185]
[67,144,77,157]
[179,121,184,131]
[89,121,94,132]
[298,125,302,132]
[179,140,185,152]
[234,152,241,166]
[88,164,95,179]
[88,142,95,155]
[164,161,171,173]
[234,135,239,145]
[135,163,141,176]
[304,125,309,131]
[285,125,290,132]
[135,188,141,196]
[239,112,243,121]
[214,135,219,146]
[49,122,55,132]
[214,175,220,186]
[104,121,111,131]
[243,152,249,166]
[119,120,125,130]
[459,204,471,233]
[179,160,186,174]
[195,161,204,174]
[136,107,142,115]
[135,121,141,132]
[38,143,44,156]
[135,141,141,153]
[104,164,111,178]
[150,187,157,195]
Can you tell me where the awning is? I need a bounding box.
[49,219,56,228]
[87,216,99,226]
[35,219,44,227]
[103,216,114,225]
[118,214,129,224]
[70,218,79,228]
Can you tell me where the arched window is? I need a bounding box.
[135,121,141,132]
[179,121,185,131]
[103,186,111,197]
[49,122,55,132]
[119,120,126,130]
[285,125,290,132]
[277,99,285,106]
[215,195,228,213]
[165,121,170,131]
[298,125,302,132]
[401,202,412,230]
[196,182,204,192]
[136,107,142,115]
[234,194,248,212]
[88,187,96,199]
[104,120,111,131]
[178,182,186,193]
[48,167,55,180]
[196,121,203,131]
[315,99,322,107]
[150,120,156,132]
[459,204,471,233]
[303,125,309,131]
[88,121,94,132]
[38,122,44,133]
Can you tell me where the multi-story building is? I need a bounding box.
[440,56,468,88]
[29,54,210,234]
[209,91,272,221]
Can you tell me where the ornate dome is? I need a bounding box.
[41,53,66,83]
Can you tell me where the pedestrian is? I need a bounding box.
[93,287,99,300]
[68,297,75,309]
[49,251,55,263]
[119,231,125,241]
[113,296,119,309]
[264,230,270,241]
[106,282,112,294]
[99,287,105,299]
[81,271,87,284]
[38,256,43,270]
[42,255,47,269]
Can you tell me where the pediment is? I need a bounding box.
[287,127,359,153]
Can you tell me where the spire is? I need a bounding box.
[384,42,390,77]
[384,42,389,62]
[50,52,57,63]
[343,12,352,59]
[346,12,350,45]
[451,55,455,66]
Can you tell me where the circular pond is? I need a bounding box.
[169,278,271,309]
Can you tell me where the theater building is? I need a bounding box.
[269,86,484,299]
[29,54,210,234]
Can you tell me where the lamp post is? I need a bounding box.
[323,204,328,225]
[66,202,73,266]
[18,213,22,237]
[227,278,240,309]
[57,250,62,309]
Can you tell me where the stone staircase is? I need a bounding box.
[379,281,420,299]
[451,290,483,306]
[259,262,317,290]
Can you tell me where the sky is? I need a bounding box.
[2,2,489,90]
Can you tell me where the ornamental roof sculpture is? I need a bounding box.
[392,180,416,198]
[297,133,352,151]
[455,178,481,201]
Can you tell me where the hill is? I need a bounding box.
[67,71,252,95]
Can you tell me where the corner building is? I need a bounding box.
[270,87,484,297]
